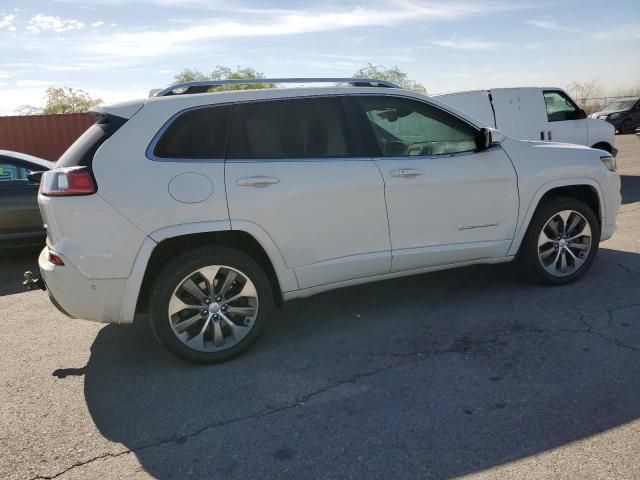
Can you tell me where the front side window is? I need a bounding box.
[0,163,28,183]
[543,91,581,122]
[357,96,478,157]
[154,105,232,159]
[228,97,355,159]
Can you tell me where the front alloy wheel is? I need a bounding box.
[520,196,600,285]
[537,210,592,277]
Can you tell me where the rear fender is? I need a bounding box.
[119,220,297,323]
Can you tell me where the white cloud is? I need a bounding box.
[91,21,105,27]
[16,79,55,88]
[27,13,85,34]
[87,2,513,57]
[525,18,578,32]
[432,38,498,50]
[0,14,16,31]
[594,23,640,41]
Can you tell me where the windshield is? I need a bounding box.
[602,100,636,113]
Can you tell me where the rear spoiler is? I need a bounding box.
[90,99,145,120]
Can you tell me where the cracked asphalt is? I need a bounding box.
[1,135,640,480]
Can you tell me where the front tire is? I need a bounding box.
[148,246,274,364]
[519,197,600,285]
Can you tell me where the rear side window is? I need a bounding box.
[227,97,356,159]
[154,105,231,159]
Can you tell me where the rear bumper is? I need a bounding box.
[38,246,127,323]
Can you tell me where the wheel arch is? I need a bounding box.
[590,141,614,154]
[122,222,298,321]
[508,179,604,257]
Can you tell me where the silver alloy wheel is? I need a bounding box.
[537,209,592,277]
[168,265,259,352]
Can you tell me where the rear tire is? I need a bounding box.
[620,119,633,135]
[519,196,600,285]
[148,246,274,364]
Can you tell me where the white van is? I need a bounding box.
[435,88,616,155]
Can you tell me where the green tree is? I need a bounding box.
[352,63,426,94]
[173,66,276,91]
[42,87,103,114]
[16,87,103,115]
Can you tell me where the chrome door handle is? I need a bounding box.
[236,176,281,187]
[389,168,425,178]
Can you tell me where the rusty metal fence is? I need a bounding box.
[0,113,94,161]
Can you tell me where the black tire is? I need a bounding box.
[519,196,600,285]
[620,119,633,135]
[148,246,274,364]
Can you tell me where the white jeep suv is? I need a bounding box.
[34,78,621,363]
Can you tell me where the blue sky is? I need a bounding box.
[0,0,638,115]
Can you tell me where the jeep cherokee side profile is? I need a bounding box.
[34,78,621,363]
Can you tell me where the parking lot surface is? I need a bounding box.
[1,135,640,480]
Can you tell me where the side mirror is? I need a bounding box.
[570,109,587,120]
[27,170,45,183]
[475,128,492,151]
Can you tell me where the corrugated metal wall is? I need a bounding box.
[0,113,94,161]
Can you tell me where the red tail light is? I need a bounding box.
[48,252,65,266]
[40,167,97,197]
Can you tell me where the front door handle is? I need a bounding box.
[236,176,281,187]
[389,168,425,178]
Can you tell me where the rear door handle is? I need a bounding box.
[389,168,425,178]
[236,176,281,187]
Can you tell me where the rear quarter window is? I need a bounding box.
[153,105,232,159]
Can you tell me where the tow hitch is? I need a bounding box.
[23,271,46,291]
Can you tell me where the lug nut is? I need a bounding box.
[204,298,211,304]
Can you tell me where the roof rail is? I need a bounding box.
[153,78,399,97]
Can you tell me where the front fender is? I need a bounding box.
[507,177,605,257]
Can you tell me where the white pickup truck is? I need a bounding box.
[436,88,616,155]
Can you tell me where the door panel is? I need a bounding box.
[226,160,390,288]
[354,95,518,272]
[225,97,391,290]
[543,90,588,145]
[0,162,43,240]
[376,149,518,271]
[491,88,549,141]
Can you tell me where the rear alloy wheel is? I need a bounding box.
[168,266,259,352]
[520,197,600,285]
[149,246,273,363]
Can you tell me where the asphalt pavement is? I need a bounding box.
[1,135,639,480]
